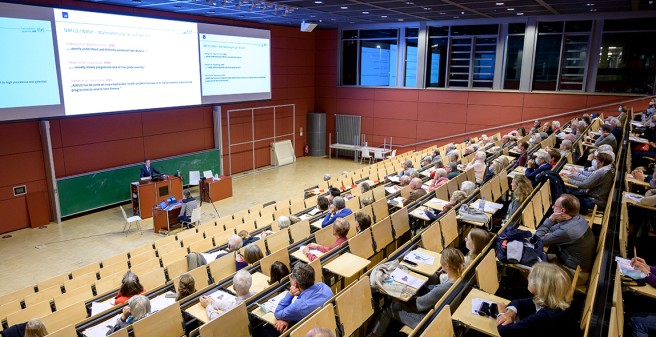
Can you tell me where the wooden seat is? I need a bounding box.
[41,301,88,332]
[390,207,410,239]
[129,244,154,258]
[568,266,581,299]
[290,199,307,214]
[446,179,459,197]
[373,186,386,200]
[7,301,52,326]
[95,272,125,296]
[0,286,36,305]
[265,228,290,253]
[346,196,360,211]
[343,213,357,239]
[435,185,448,201]
[372,198,389,222]
[0,299,23,323]
[308,258,323,283]
[130,259,161,276]
[334,276,374,337]
[199,302,250,337]
[315,224,336,247]
[476,250,499,294]
[160,247,188,267]
[371,217,394,252]
[419,304,453,337]
[189,238,215,254]
[490,176,502,202]
[181,232,205,247]
[53,285,94,310]
[45,324,77,337]
[138,268,166,291]
[71,264,99,279]
[348,229,375,260]
[290,304,337,337]
[521,201,537,231]
[208,253,236,283]
[99,261,129,279]
[154,235,177,249]
[24,285,63,306]
[290,219,311,243]
[37,274,69,292]
[260,248,291,279]
[165,258,189,281]
[63,272,97,293]
[234,221,257,233]
[130,250,157,266]
[173,265,210,293]
[421,223,444,253]
[132,302,184,337]
[102,253,129,268]
[239,237,266,257]
[439,210,458,247]
[156,241,183,256]
[479,182,493,202]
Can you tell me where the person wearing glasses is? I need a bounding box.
[560,152,614,215]
[534,194,595,286]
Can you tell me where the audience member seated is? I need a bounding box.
[525,151,552,184]
[464,228,491,268]
[466,151,487,184]
[421,156,433,168]
[447,151,460,165]
[501,135,514,148]
[327,188,341,204]
[431,149,442,164]
[257,263,333,336]
[399,175,411,187]
[369,248,464,337]
[424,190,468,221]
[608,117,622,140]
[535,194,595,285]
[321,196,352,228]
[226,234,248,271]
[399,159,415,177]
[594,124,617,152]
[243,243,264,265]
[176,273,196,301]
[460,181,476,196]
[542,121,554,135]
[239,230,273,246]
[548,149,561,167]
[516,142,529,167]
[304,219,349,261]
[626,257,656,337]
[505,175,532,221]
[316,196,330,213]
[530,120,541,134]
[278,216,291,230]
[106,295,151,335]
[559,139,572,159]
[428,168,449,190]
[178,189,198,224]
[552,121,561,134]
[200,270,255,320]
[445,162,461,179]
[355,212,372,232]
[268,261,290,285]
[306,327,335,337]
[361,196,375,207]
[561,152,614,214]
[495,262,579,337]
[404,178,427,206]
[359,181,371,194]
[114,271,146,305]
[485,159,503,183]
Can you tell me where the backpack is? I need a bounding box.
[496,227,546,267]
[535,170,566,203]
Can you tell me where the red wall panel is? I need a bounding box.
[59,113,144,147]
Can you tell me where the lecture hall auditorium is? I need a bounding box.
[1,0,655,337]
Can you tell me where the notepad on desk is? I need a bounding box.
[298,245,323,257]
[308,207,321,216]
[388,175,401,183]
[624,192,644,203]
[390,268,426,289]
[258,292,294,313]
[405,250,435,265]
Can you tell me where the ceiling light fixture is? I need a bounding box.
[362,11,369,14]
[590,8,597,11]
[586,3,595,6]
[424,7,431,10]
[381,15,387,17]
[517,12,524,15]
[461,11,465,14]
[398,18,404,21]
[405,1,414,4]
[507,7,514,10]
[340,6,348,9]
[496,2,504,5]
[314,0,322,3]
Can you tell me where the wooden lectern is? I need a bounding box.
[130,176,183,219]
[199,176,232,203]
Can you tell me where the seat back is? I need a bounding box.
[208,253,237,283]
[190,207,201,224]
[54,286,94,310]
[266,228,291,253]
[45,324,77,337]
[439,210,458,247]
[290,220,311,243]
[390,207,410,239]
[132,302,184,337]
[7,301,52,326]
[173,265,210,293]
[41,301,88,332]
[372,199,389,222]
[421,223,443,253]
[260,248,291,278]
[290,304,337,337]
[348,229,375,259]
[334,276,374,337]
[199,302,251,337]
[139,268,167,291]
[371,217,394,252]
[419,304,453,337]
[476,250,499,294]
[315,225,336,247]
[119,205,128,221]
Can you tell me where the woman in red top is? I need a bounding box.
[303,218,350,261]
[114,272,146,305]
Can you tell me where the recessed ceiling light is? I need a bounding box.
[362,11,369,14]
[516,12,524,15]
[439,12,446,14]
[405,1,414,4]
[331,18,336,20]
[453,16,459,18]
[424,7,431,10]
[398,18,404,21]
[310,15,316,17]
[586,3,595,6]
[507,7,514,10]
[461,11,465,14]
[590,8,597,11]
[381,15,387,18]
[340,6,348,9]
[314,0,322,3]
[496,2,504,5]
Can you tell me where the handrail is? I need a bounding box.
[392,95,654,149]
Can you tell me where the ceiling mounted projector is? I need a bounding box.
[301,21,317,32]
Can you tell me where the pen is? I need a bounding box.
[634,246,637,258]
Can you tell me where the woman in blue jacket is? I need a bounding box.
[495,262,580,337]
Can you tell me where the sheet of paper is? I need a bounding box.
[616,256,636,271]
[390,268,426,289]
[210,289,236,302]
[624,193,644,203]
[470,200,504,213]
[425,198,449,211]
[83,313,121,337]
[259,292,290,313]
[630,136,649,144]
[471,298,495,315]
[409,208,431,221]
[385,186,400,194]
[299,214,311,221]
[388,176,400,183]
[90,300,114,316]
[150,293,176,311]
[308,207,321,216]
[405,250,435,265]
[201,251,226,264]
[299,246,323,257]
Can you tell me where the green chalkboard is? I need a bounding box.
[57,149,221,217]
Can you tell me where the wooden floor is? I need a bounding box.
[0,156,363,296]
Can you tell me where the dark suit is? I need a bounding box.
[497,298,580,337]
[140,165,161,178]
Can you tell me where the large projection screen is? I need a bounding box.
[0,2,64,121]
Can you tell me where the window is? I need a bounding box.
[595,19,656,95]
[503,23,525,90]
[404,28,418,87]
[532,21,591,91]
[426,25,498,88]
[340,29,398,86]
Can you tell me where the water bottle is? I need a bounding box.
[479,196,486,211]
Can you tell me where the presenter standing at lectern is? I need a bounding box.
[140,159,161,178]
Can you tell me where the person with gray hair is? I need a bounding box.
[359,181,371,194]
[200,270,255,320]
[267,263,333,334]
[466,150,487,184]
[178,188,198,224]
[525,150,552,184]
[321,196,352,228]
[306,327,335,337]
[431,149,442,164]
[428,168,448,190]
[421,155,433,167]
[460,181,476,196]
[559,139,572,158]
[226,234,249,270]
[277,216,291,230]
[399,175,411,187]
[399,159,415,177]
[305,218,350,261]
[404,178,427,206]
[447,150,460,164]
[323,173,331,182]
[106,295,151,335]
[445,162,461,179]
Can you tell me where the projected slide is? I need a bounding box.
[54,9,201,115]
[0,17,60,109]
[199,34,270,96]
